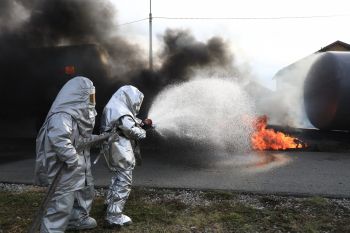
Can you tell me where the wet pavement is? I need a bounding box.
[0,138,349,197]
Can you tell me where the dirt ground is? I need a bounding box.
[0,184,349,233]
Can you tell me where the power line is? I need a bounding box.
[154,14,350,20]
[117,13,350,27]
[117,18,148,27]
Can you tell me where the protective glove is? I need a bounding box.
[141,118,153,130]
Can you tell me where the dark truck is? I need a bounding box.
[0,44,115,137]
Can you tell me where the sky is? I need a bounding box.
[112,0,350,90]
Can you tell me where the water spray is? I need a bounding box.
[147,78,256,152]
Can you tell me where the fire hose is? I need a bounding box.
[27,131,118,233]
[93,118,154,167]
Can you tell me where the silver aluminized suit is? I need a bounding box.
[100,85,146,226]
[34,76,97,233]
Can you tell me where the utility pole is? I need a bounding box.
[149,0,153,70]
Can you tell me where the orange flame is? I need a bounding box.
[251,115,306,151]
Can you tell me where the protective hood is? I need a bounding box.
[45,76,97,137]
[101,85,144,132]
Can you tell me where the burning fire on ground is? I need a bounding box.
[251,115,307,151]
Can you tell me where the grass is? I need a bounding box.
[0,188,349,233]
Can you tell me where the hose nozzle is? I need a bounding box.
[141,118,153,130]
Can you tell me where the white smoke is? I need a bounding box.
[148,78,257,152]
[252,54,320,128]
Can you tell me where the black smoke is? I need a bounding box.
[159,29,234,81]
[0,0,146,77]
[0,0,242,130]
[0,0,146,124]
[133,29,237,116]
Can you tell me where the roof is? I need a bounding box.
[274,40,350,79]
[317,40,350,52]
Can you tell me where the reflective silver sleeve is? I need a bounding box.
[79,134,113,149]
[47,113,78,166]
[119,116,146,140]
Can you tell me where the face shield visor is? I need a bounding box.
[134,102,141,114]
[87,88,97,120]
[134,95,143,115]
[88,87,96,107]
[89,93,96,106]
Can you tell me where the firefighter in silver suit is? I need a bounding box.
[34,76,98,232]
[100,85,148,227]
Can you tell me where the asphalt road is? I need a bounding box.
[0,138,349,198]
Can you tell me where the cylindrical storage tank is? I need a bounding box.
[304,52,350,130]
